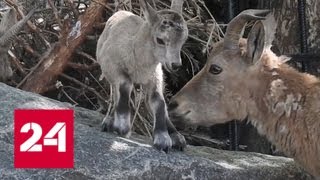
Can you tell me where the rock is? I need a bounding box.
[0,83,312,180]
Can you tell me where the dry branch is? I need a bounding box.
[19,0,108,94]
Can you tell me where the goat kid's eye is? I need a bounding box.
[209,64,223,75]
[162,20,174,26]
[156,38,165,45]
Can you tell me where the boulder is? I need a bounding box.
[0,83,312,179]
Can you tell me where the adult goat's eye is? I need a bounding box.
[156,38,165,45]
[209,64,223,75]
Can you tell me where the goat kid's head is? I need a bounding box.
[169,9,271,126]
[140,0,188,70]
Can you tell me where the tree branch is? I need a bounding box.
[19,0,108,94]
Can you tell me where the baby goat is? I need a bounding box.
[0,8,35,82]
[169,10,320,178]
[96,0,188,151]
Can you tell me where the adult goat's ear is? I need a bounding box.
[140,0,159,24]
[246,21,265,65]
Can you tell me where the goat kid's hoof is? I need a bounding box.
[101,116,113,132]
[113,115,131,137]
[170,132,186,151]
[113,124,131,138]
[101,116,131,138]
[153,131,172,153]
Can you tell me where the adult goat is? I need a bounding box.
[169,10,320,177]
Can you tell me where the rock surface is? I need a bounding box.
[0,83,312,180]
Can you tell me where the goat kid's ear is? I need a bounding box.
[140,0,159,24]
[246,21,265,65]
[171,0,184,14]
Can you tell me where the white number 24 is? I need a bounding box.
[20,122,66,152]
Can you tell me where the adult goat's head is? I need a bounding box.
[169,9,271,126]
[0,7,35,82]
[140,0,188,70]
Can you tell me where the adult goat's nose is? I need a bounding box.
[168,100,179,111]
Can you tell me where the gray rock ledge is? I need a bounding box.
[0,83,312,180]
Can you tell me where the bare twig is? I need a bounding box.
[67,62,99,70]
[48,0,63,28]
[91,0,114,12]
[76,50,97,63]
[17,49,49,88]
[131,85,143,128]
[105,83,113,118]
[8,50,27,75]
[65,0,80,18]
[16,37,41,58]
[60,73,108,104]
[61,88,79,105]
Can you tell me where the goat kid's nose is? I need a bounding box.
[168,100,179,111]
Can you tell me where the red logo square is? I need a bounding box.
[14,109,74,168]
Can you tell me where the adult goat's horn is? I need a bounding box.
[223,9,270,50]
[0,8,36,46]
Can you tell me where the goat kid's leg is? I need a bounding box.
[114,81,133,136]
[147,88,172,152]
[166,117,186,151]
[102,80,133,137]
[147,84,186,152]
